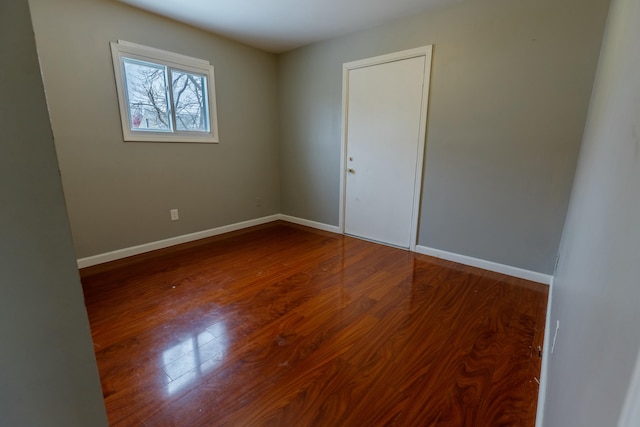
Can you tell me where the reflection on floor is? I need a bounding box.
[162,321,228,395]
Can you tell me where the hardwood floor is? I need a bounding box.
[80,221,548,426]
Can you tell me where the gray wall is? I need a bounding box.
[278,0,610,273]
[0,1,108,425]
[542,0,640,424]
[28,0,281,259]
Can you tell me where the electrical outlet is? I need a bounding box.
[170,209,179,221]
[255,197,262,207]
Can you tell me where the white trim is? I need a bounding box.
[110,40,219,143]
[278,215,340,233]
[77,215,280,268]
[77,214,552,287]
[339,46,433,252]
[115,40,211,68]
[77,214,341,268]
[617,345,640,427]
[415,245,553,285]
[338,63,348,235]
[410,47,432,252]
[536,276,554,427]
[343,46,434,70]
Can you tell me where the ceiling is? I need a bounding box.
[119,0,461,53]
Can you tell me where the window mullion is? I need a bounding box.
[167,67,178,132]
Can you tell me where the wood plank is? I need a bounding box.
[80,221,548,426]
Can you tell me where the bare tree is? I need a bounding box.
[124,59,207,132]
[172,71,206,130]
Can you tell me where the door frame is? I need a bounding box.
[339,45,433,251]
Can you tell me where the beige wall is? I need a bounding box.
[0,1,107,425]
[29,0,281,258]
[278,0,610,273]
[543,0,640,424]
[29,0,610,274]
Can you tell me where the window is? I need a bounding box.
[110,40,219,143]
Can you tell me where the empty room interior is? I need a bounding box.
[2,0,640,425]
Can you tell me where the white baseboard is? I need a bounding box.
[77,214,340,268]
[78,215,551,288]
[77,215,281,268]
[414,245,552,285]
[536,276,554,427]
[278,214,340,233]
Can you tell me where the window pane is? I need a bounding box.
[171,70,209,132]
[123,58,171,131]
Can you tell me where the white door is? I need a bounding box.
[342,49,431,249]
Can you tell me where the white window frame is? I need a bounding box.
[110,40,219,143]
